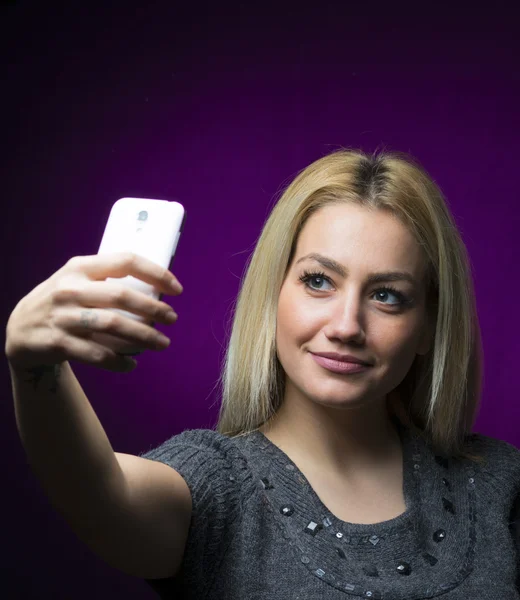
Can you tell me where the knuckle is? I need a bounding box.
[104,311,121,330]
[155,302,168,319]
[66,255,83,269]
[93,348,107,363]
[49,309,66,331]
[147,329,160,344]
[50,328,67,350]
[160,267,173,284]
[122,251,137,267]
[110,251,136,271]
[109,286,129,305]
[53,282,79,304]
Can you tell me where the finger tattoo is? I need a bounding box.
[79,309,98,329]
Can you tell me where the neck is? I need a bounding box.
[260,385,403,479]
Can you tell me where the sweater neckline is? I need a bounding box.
[248,416,422,535]
[240,418,478,596]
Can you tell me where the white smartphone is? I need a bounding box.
[91,197,186,356]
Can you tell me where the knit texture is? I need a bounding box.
[138,420,520,599]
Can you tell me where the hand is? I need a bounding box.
[5,252,183,373]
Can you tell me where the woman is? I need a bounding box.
[140,149,520,598]
[8,147,518,598]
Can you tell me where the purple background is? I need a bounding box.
[1,2,518,597]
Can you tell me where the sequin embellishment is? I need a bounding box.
[305,521,323,536]
[396,561,412,575]
[423,553,438,565]
[363,564,379,577]
[260,477,274,490]
[251,426,477,598]
[442,497,456,514]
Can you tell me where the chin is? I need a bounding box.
[303,385,370,406]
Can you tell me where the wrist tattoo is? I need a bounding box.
[21,363,63,393]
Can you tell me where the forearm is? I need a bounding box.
[9,360,126,542]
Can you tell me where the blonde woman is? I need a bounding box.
[7,149,519,598]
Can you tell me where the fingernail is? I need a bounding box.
[124,358,137,370]
[156,334,171,348]
[165,310,178,323]
[170,278,183,292]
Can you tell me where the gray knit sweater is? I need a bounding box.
[139,418,520,599]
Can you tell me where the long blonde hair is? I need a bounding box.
[215,148,484,461]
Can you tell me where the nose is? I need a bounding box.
[322,293,367,343]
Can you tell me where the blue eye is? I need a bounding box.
[298,270,410,307]
[299,271,333,292]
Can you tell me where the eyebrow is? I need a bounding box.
[295,253,419,287]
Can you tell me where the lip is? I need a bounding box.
[311,353,372,374]
[310,352,372,366]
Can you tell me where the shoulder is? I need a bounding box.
[140,430,257,595]
[462,431,520,482]
[139,428,250,471]
[141,427,243,453]
[463,431,519,459]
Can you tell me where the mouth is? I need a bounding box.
[309,352,372,366]
[310,353,373,374]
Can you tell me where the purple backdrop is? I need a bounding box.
[1,2,518,597]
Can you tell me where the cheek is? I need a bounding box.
[276,291,303,362]
[379,320,424,368]
[277,291,316,343]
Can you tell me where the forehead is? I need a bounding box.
[295,203,425,276]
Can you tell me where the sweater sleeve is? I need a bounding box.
[509,490,520,593]
[137,428,255,598]
[464,432,520,591]
[469,433,520,592]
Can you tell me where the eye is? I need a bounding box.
[298,270,410,307]
[298,270,333,292]
[372,286,408,306]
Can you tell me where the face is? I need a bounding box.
[275,202,433,416]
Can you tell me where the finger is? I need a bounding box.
[57,305,172,352]
[54,280,178,325]
[66,252,183,296]
[55,330,139,373]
